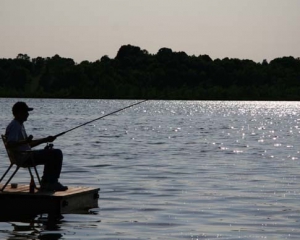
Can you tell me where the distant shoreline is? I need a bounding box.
[1,45,300,101]
[1,96,300,102]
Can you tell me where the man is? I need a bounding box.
[5,101,68,191]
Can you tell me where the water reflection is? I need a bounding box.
[1,218,62,240]
[0,211,102,240]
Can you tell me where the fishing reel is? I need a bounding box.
[44,143,54,150]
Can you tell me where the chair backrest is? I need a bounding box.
[1,135,17,164]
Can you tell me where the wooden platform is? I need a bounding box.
[0,184,100,220]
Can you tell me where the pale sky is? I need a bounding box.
[1,0,299,63]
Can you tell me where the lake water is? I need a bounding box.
[1,99,300,239]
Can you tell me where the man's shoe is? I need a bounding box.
[39,182,54,192]
[40,181,68,192]
[51,182,68,191]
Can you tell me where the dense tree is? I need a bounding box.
[0,45,300,100]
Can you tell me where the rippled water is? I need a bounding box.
[1,99,300,239]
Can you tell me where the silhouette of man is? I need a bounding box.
[5,101,68,191]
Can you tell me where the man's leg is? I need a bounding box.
[31,149,67,191]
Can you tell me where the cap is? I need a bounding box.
[12,102,34,115]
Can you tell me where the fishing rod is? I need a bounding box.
[54,99,148,138]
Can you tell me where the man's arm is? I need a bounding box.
[29,136,56,148]
[7,136,56,149]
[6,138,31,149]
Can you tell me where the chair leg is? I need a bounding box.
[28,154,41,186]
[28,167,41,187]
[33,166,41,185]
[1,166,20,192]
[28,167,34,180]
[0,163,13,183]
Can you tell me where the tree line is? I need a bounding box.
[0,45,300,100]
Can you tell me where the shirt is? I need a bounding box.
[5,119,31,163]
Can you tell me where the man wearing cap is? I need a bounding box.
[5,101,68,191]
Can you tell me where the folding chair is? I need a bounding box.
[0,135,41,192]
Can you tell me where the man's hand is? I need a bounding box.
[45,136,56,143]
[28,136,56,148]
[27,135,33,142]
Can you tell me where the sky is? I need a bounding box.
[1,0,300,63]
